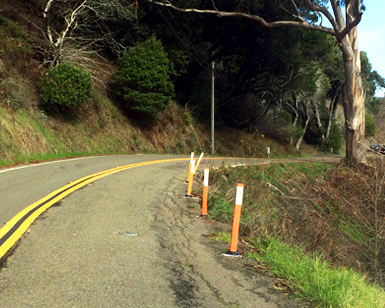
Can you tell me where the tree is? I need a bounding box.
[112,35,174,114]
[361,51,385,112]
[39,0,135,66]
[149,0,366,163]
[38,62,93,112]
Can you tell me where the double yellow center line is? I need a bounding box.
[0,157,191,261]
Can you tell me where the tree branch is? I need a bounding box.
[303,0,339,31]
[55,0,86,49]
[338,13,362,41]
[148,1,336,36]
[330,0,345,30]
[43,0,54,19]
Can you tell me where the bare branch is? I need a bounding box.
[41,0,135,66]
[148,1,336,36]
[330,0,345,30]
[281,5,304,22]
[211,0,218,12]
[55,0,87,49]
[303,0,339,31]
[289,0,304,21]
[43,0,54,18]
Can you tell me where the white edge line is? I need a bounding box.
[0,156,100,174]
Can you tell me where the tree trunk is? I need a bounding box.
[340,20,366,163]
[311,99,324,141]
[285,96,299,126]
[295,102,310,149]
[325,86,341,139]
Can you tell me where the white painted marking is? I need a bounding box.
[235,185,244,205]
[0,156,100,174]
[190,160,196,173]
[204,168,209,186]
[189,152,194,164]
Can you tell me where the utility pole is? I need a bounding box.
[211,61,215,155]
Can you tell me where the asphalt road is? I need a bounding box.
[0,154,340,307]
[0,154,186,228]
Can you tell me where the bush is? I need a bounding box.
[365,113,376,137]
[38,63,93,111]
[112,35,174,114]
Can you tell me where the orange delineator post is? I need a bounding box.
[201,167,209,216]
[225,183,244,257]
[186,160,195,197]
[194,152,204,174]
[186,152,194,182]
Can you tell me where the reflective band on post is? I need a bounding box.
[190,160,195,174]
[203,168,209,187]
[235,184,244,206]
[190,152,195,164]
[186,152,194,182]
[201,167,210,216]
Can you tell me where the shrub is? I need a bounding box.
[365,113,376,137]
[112,35,174,114]
[38,63,93,111]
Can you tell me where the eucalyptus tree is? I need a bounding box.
[149,0,367,163]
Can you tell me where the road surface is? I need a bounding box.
[0,154,337,307]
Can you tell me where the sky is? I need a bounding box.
[358,0,385,97]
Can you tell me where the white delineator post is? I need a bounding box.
[200,167,209,216]
[224,183,244,257]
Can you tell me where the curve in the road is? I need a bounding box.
[0,157,192,261]
[0,155,341,263]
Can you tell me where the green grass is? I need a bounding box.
[247,237,385,308]
[212,231,231,244]
[338,220,366,243]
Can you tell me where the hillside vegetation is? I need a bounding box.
[0,1,322,167]
[199,160,385,306]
